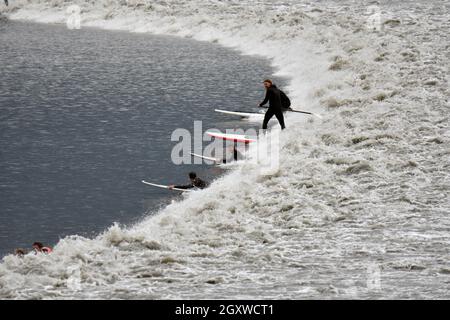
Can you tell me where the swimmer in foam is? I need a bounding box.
[14,248,26,257]
[32,242,53,254]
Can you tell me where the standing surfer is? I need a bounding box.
[4,0,8,6]
[259,79,289,130]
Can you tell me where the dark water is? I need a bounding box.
[0,21,284,257]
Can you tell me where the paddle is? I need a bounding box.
[286,108,323,119]
[260,106,323,119]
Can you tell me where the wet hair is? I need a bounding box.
[32,242,43,249]
[189,172,197,179]
[263,79,273,85]
[15,248,26,256]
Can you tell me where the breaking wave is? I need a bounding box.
[0,0,449,299]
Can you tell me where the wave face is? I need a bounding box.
[1,0,449,299]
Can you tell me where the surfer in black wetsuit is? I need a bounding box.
[259,79,287,130]
[169,172,207,190]
[4,0,8,6]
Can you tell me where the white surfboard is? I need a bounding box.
[190,153,242,168]
[190,153,221,163]
[206,131,257,144]
[215,109,264,118]
[142,180,192,192]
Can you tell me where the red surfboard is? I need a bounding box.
[206,131,257,144]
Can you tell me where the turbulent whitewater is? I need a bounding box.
[0,0,449,299]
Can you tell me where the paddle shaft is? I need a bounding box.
[260,106,313,115]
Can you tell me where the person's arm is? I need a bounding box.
[259,90,270,107]
[172,184,194,189]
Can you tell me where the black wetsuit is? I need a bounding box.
[259,85,286,130]
[4,0,8,6]
[175,177,207,190]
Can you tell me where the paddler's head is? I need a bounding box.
[189,172,197,181]
[32,242,43,252]
[263,79,272,89]
[15,248,26,257]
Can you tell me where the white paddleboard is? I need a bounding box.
[190,153,241,168]
[215,109,264,118]
[190,153,221,163]
[206,131,257,144]
[142,180,192,192]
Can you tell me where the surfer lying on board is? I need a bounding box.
[259,79,288,130]
[168,172,207,190]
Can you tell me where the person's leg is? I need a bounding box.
[262,109,275,130]
[274,109,286,129]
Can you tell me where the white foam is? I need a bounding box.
[1,0,449,299]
